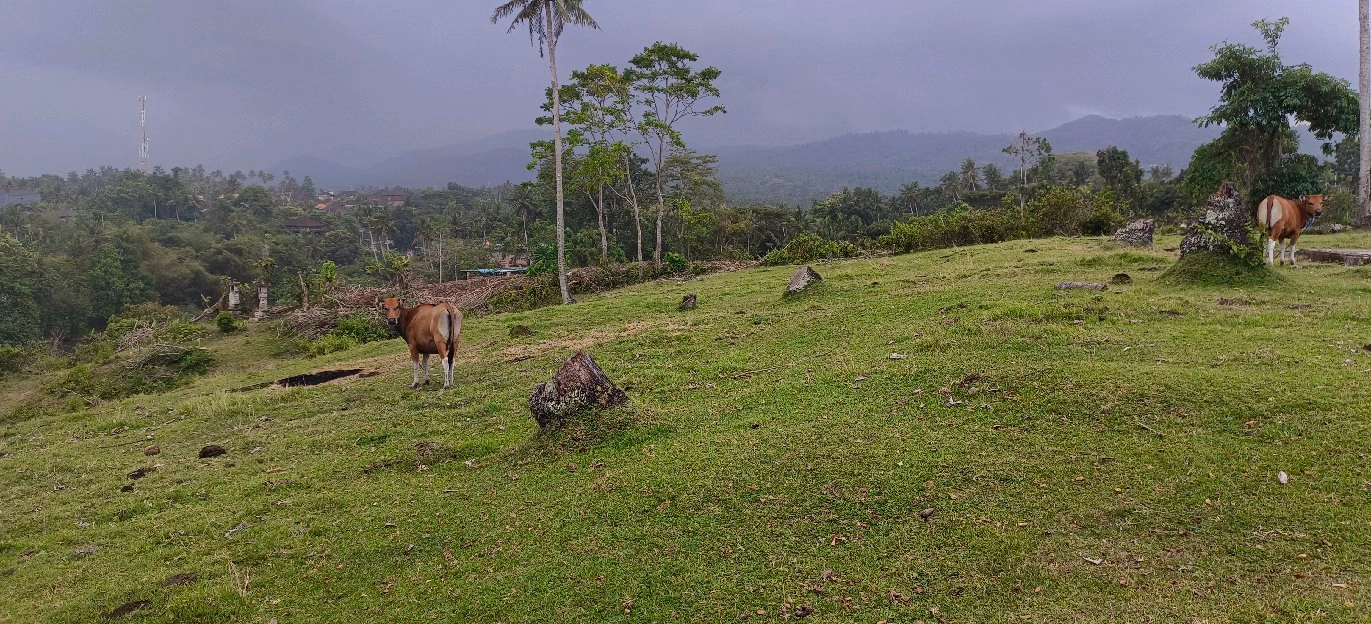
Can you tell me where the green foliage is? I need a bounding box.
[876,207,1019,253]
[1191,17,1356,198]
[306,333,361,357]
[330,313,391,345]
[760,232,860,266]
[0,234,40,346]
[215,311,242,334]
[663,251,688,272]
[0,344,31,376]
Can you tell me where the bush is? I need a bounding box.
[307,334,360,357]
[330,313,391,344]
[760,233,860,266]
[663,251,688,272]
[215,311,242,333]
[877,209,1019,253]
[0,345,30,376]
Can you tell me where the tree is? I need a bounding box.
[1003,131,1052,219]
[959,158,980,192]
[1361,0,1370,225]
[492,0,599,305]
[982,164,1006,191]
[1096,146,1143,200]
[539,63,633,265]
[1190,17,1358,201]
[626,42,725,263]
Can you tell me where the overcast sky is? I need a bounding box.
[0,0,1359,177]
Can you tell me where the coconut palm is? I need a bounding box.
[491,0,599,305]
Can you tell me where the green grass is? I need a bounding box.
[4,234,1371,622]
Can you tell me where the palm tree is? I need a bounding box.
[1360,0,1370,225]
[492,0,598,305]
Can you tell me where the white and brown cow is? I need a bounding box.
[1255,194,1324,267]
[379,297,461,389]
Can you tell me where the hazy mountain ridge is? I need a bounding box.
[275,115,1221,202]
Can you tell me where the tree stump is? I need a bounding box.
[1110,218,1155,246]
[529,352,629,429]
[785,265,823,296]
[678,293,697,311]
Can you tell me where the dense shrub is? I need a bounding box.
[877,209,1019,253]
[330,313,391,344]
[760,233,860,266]
[0,345,30,376]
[215,311,242,333]
[663,252,688,272]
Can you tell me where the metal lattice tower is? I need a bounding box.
[139,96,149,172]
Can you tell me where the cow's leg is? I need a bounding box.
[423,353,434,385]
[1266,238,1276,265]
[1288,234,1301,268]
[411,357,422,388]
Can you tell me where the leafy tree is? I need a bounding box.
[627,42,725,263]
[85,242,154,327]
[982,164,1006,191]
[0,235,41,346]
[1003,131,1053,218]
[1096,146,1143,201]
[1190,17,1358,200]
[492,0,599,305]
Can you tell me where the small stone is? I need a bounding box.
[143,445,160,456]
[127,466,156,480]
[199,445,227,459]
[1278,471,1289,485]
[678,293,698,311]
[120,484,134,493]
[1109,273,1132,285]
[508,325,535,338]
[918,508,935,519]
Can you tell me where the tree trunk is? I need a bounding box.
[620,153,644,263]
[653,151,666,263]
[547,4,572,305]
[596,185,608,265]
[1360,0,1371,225]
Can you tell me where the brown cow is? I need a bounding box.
[379,297,461,389]
[1255,194,1324,267]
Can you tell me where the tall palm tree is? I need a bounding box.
[1360,0,1370,225]
[491,0,598,305]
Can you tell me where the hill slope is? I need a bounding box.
[7,234,1369,622]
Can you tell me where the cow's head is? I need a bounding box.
[379,296,404,330]
[1299,194,1325,218]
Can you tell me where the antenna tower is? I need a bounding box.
[139,96,149,172]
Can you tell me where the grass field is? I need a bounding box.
[3,234,1371,623]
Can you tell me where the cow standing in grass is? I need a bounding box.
[379,297,461,389]
[1255,194,1324,267]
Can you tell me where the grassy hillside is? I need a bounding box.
[4,234,1371,622]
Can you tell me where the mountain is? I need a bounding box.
[274,115,1224,203]
[717,115,1221,205]
[272,129,545,191]
[272,155,366,192]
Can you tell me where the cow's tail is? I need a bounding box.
[444,304,460,367]
[1259,196,1274,232]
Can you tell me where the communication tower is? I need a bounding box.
[139,96,149,172]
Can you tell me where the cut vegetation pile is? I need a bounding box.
[2,233,1371,623]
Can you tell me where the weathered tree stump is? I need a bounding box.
[529,352,629,429]
[785,265,823,296]
[1110,218,1155,246]
[679,293,697,311]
